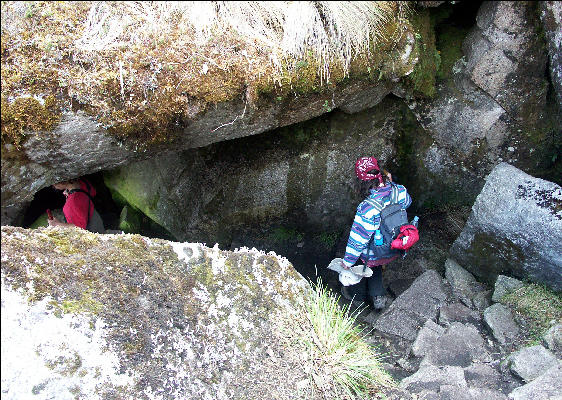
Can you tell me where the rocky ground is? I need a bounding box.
[265,205,561,399]
[325,209,562,400]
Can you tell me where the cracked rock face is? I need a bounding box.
[463,1,549,126]
[1,225,312,400]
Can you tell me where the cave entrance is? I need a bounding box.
[22,171,176,240]
[22,172,121,231]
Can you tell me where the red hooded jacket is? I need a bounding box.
[63,180,96,229]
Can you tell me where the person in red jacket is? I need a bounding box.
[48,178,105,233]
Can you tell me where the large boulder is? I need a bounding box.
[0,225,316,399]
[1,2,420,226]
[449,163,562,292]
[402,1,560,210]
[0,77,411,226]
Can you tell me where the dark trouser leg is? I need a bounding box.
[345,278,369,301]
[366,266,385,298]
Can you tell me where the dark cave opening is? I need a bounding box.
[22,172,122,231]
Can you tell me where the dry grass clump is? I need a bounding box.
[1,1,412,147]
[302,279,395,398]
[73,1,409,80]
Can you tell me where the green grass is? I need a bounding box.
[502,283,562,344]
[270,226,304,243]
[303,278,394,398]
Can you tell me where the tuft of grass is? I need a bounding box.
[502,283,562,344]
[304,278,394,398]
[74,1,410,80]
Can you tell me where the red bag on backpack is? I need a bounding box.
[390,224,419,251]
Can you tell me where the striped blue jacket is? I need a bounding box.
[342,183,412,268]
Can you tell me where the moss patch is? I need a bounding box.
[435,24,468,81]
[405,9,439,98]
[1,95,61,148]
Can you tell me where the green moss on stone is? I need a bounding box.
[406,10,439,98]
[51,289,104,317]
[435,24,468,81]
[1,95,61,148]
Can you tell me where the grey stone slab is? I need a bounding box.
[388,269,448,320]
[439,302,481,327]
[492,275,524,303]
[445,258,485,306]
[484,303,520,345]
[542,323,562,357]
[399,365,467,393]
[374,270,448,341]
[507,345,559,383]
[419,322,492,368]
[439,385,474,400]
[449,163,562,293]
[374,309,426,341]
[412,319,446,358]
[464,363,504,389]
[473,290,492,312]
[467,387,508,400]
[508,363,562,400]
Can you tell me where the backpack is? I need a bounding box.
[365,184,419,259]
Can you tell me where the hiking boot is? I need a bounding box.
[341,286,355,302]
[371,295,386,310]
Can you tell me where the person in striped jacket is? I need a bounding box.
[341,156,412,310]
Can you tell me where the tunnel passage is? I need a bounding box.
[22,172,121,230]
[21,172,174,241]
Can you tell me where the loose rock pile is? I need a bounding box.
[352,263,561,400]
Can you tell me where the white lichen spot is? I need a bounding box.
[215,291,232,309]
[192,285,211,303]
[171,242,201,263]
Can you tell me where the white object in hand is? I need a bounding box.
[327,258,372,286]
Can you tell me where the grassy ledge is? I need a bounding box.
[501,282,562,346]
[1,1,414,149]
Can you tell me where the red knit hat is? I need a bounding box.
[355,157,383,184]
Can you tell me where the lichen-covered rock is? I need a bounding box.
[508,363,562,400]
[403,54,513,209]
[402,1,560,211]
[507,345,559,383]
[0,225,315,400]
[449,163,562,292]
